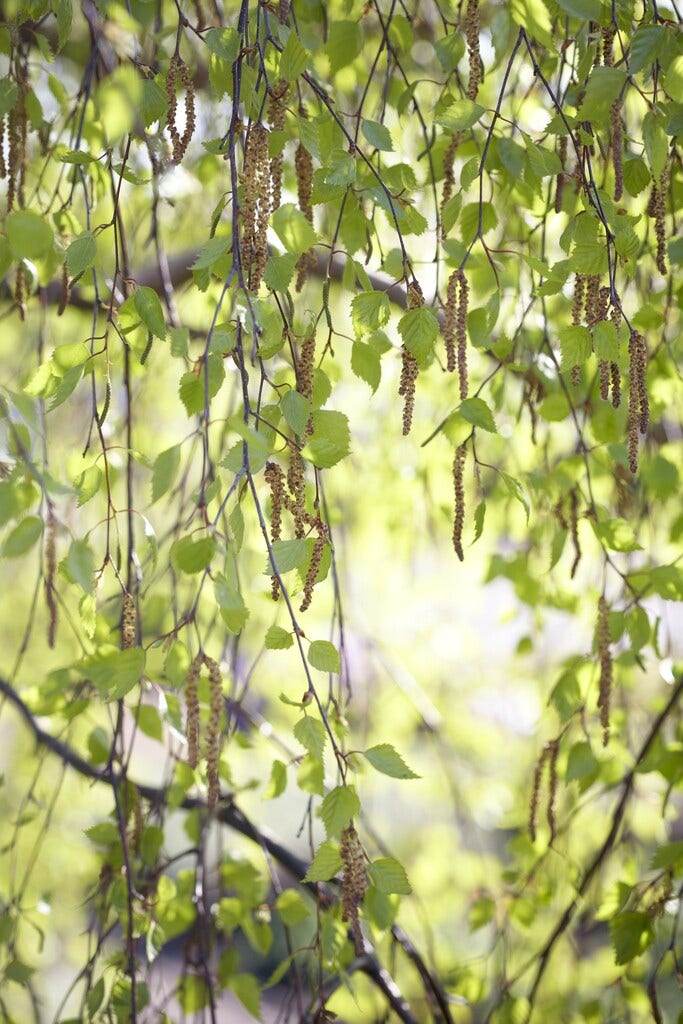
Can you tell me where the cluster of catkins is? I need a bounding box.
[184,652,224,809]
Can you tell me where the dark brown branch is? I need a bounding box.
[522,674,683,1019]
[0,675,424,1024]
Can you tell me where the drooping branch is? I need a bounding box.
[0,675,437,1024]
[520,674,683,1020]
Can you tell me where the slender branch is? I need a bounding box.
[0,675,425,1024]
[521,674,683,1020]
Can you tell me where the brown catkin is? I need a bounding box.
[545,739,559,842]
[241,123,271,292]
[443,271,458,373]
[654,164,669,275]
[452,445,466,562]
[265,461,286,599]
[585,274,601,325]
[569,488,581,579]
[635,331,649,435]
[627,332,640,473]
[571,274,586,326]
[610,305,622,408]
[300,520,327,612]
[165,55,196,164]
[399,281,425,434]
[295,141,315,291]
[267,80,288,210]
[340,824,367,956]
[44,504,57,648]
[455,269,469,400]
[597,596,612,747]
[599,359,610,401]
[252,124,271,291]
[297,333,316,437]
[0,116,6,179]
[121,592,136,649]
[203,654,223,809]
[130,788,143,856]
[529,745,548,842]
[287,447,307,538]
[185,653,203,770]
[399,347,419,435]
[440,132,461,237]
[465,0,481,101]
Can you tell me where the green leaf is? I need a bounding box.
[263,759,287,800]
[459,397,498,433]
[151,445,182,504]
[650,841,683,871]
[501,472,530,523]
[64,538,95,593]
[65,232,97,278]
[2,515,43,557]
[230,974,261,1021]
[363,743,420,780]
[190,236,230,270]
[435,98,486,132]
[204,27,240,62]
[326,21,362,74]
[643,111,668,179]
[280,389,311,437]
[592,321,619,362]
[610,912,655,966]
[319,785,360,837]
[263,252,298,291]
[361,118,393,151]
[308,640,340,674]
[137,704,163,742]
[351,291,391,336]
[577,67,626,123]
[264,625,294,650]
[555,0,598,18]
[80,647,145,701]
[509,0,553,49]
[214,574,249,633]
[265,538,309,575]
[302,410,351,469]
[398,306,439,364]
[592,518,642,553]
[368,857,412,895]
[272,204,318,255]
[134,286,166,340]
[0,78,18,117]
[275,889,310,926]
[171,534,215,574]
[565,742,599,784]
[629,26,666,75]
[294,715,326,763]
[559,324,592,372]
[179,355,225,415]
[6,210,54,260]
[279,30,309,83]
[303,840,342,882]
[622,155,650,196]
[351,341,381,393]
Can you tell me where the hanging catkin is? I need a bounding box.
[165,55,196,164]
[452,445,466,562]
[185,653,203,770]
[340,824,367,955]
[203,654,223,810]
[464,0,481,100]
[597,596,612,747]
